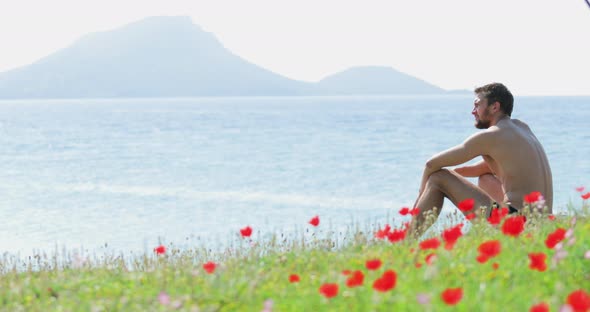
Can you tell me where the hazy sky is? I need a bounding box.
[1,0,589,95]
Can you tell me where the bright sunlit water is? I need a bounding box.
[0,95,588,256]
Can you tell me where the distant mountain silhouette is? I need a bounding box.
[0,16,465,99]
[313,66,445,95]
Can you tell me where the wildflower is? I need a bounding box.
[466,213,476,220]
[502,215,526,237]
[203,261,217,274]
[417,293,431,305]
[575,186,585,193]
[567,289,590,312]
[529,302,549,312]
[289,274,300,283]
[488,207,509,225]
[419,237,441,250]
[346,270,364,288]
[528,253,547,272]
[240,226,253,237]
[387,228,407,243]
[154,245,166,255]
[158,291,170,305]
[373,270,397,292]
[545,228,567,249]
[309,215,320,227]
[582,192,590,200]
[458,198,474,212]
[366,259,382,270]
[477,240,501,263]
[492,262,499,270]
[524,191,542,203]
[262,299,273,312]
[319,283,339,298]
[442,223,463,250]
[425,253,437,265]
[415,262,423,268]
[553,250,568,264]
[399,207,410,215]
[585,250,590,259]
[342,270,352,275]
[548,215,556,221]
[441,288,463,305]
[409,207,420,216]
[375,224,391,239]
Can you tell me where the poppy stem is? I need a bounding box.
[586,0,590,9]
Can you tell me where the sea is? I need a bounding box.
[0,95,588,258]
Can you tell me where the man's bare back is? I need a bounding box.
[410,83,553,234]
[476,118,553,211]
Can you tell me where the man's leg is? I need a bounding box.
[478,173,504,204]
[411,169,495,235]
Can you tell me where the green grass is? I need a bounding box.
[1,206,589,311]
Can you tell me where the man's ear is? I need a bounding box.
[491,101,500,112]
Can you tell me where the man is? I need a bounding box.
[410,82,553,233]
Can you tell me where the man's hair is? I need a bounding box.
[474,83,514,117]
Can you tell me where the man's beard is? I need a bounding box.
[475,110,491,129]
[475,119,491,129]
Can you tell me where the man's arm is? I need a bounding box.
[419,132,490,194]
[453,160,492,177]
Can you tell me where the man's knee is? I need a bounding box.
[478,173,497,189]
[427,169,453,187]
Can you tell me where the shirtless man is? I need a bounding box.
[410,82,553,233]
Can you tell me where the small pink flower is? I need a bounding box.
[559,304,573,312]
[416,293,431,305]
[584,250,590,259]
[158,291,170,305]
[565,228,574,238]
[570,217,577,227]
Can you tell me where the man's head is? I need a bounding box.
[472,83,514,129]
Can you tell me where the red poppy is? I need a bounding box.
[575,186,585,193]
[375,224,391,239]
[492,262,499,270]
[545,228,566,249]
[529,302,549,312]
[466,213,476,220]
[366,259,382,270]
[419,237,441,250]
[501,215,526,237]
[458,198,474,212]
[319,283,339,298]
[289,274,300,283]
[372,270,397,292]
[154,245,166,255]
[399,207,410,215]
[309,215,320,227]
[442,224,463,250]
[567,289,590,312]
[387,228,407,243]
[548,215,556,221]
[342,270,352,275]
[477,240,501,261]
[582,192,590,200]
[524,191,542,203]
[476,254,489,263]
[488,207,509,225]
[425,253,437,265]
[528,253,547,272]
[240,226,253,237]
[415,262,423,268]
[441,288,463,305]
[410,208,420,216]
[203,261,216,274]
[346,270,364,288]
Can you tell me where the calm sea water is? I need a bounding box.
[0,95,588,256]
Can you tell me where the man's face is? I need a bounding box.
[472,94,492,129]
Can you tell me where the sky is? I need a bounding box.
[0,0,589,95]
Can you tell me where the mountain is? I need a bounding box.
[313,66,445,95]
[0,16,457,99]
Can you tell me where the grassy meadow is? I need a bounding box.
[0,200,589,312]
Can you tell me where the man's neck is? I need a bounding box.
[492,114,510,126]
